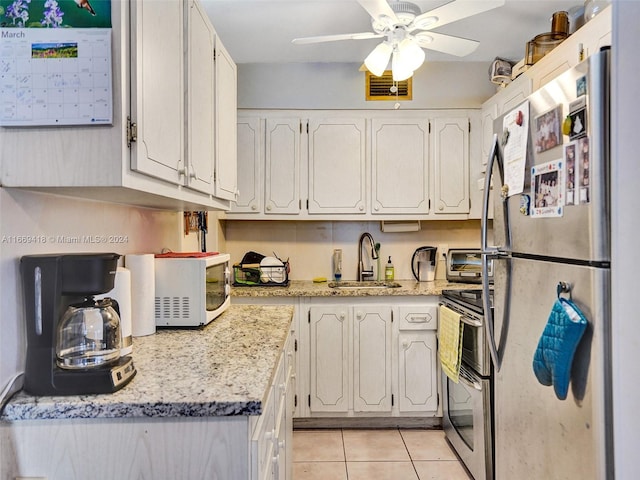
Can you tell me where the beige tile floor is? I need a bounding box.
[293,429,471,480]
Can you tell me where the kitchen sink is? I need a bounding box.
[328,281,402,289]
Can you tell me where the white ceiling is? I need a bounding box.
[200,0,585,65]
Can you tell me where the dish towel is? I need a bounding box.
[439,305,464,383]
[532,297,588,400]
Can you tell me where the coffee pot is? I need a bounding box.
[411,246,437,282]
[21,253,136,396]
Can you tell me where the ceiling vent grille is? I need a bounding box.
[366,70,412,101]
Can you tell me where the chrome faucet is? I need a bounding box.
[358,232,379,281]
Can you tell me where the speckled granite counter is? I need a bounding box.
[2,305,294,421]
[232,279,474,297]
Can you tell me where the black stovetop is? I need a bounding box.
[441,288,493,314]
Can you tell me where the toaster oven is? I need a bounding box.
[446,249,493,284]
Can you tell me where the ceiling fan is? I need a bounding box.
[292,0,505,81]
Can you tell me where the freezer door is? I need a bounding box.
[492,256,612,480]
[493,49,609,262]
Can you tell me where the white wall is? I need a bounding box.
[611,1,640,476]
[223,219,483,282]
[238,61,498,110]
[0,189,185,403]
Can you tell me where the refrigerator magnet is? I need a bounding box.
[534,105,563,153]
[578,137,591,204]
[531,159,565,217]
[564,141,578,206]
[577,75,587,97]
[568,97,587,140]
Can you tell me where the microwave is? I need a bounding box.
[154,253,231,327]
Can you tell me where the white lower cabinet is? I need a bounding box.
[308,305,393,415]
[397,331,438,413]
[302,298,438,418]
[252,324,296,480]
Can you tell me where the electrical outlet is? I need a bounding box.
[438,244,449,259]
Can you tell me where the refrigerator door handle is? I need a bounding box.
[483,253,501,371]
[482,134,508,372]
[481,134,510,254]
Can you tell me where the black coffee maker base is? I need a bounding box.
[24,356,136,396]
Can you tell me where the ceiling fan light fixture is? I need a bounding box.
[397,38,425,71]
[413,15,438,30]
[365,41,393,77]
[391,50,414,82]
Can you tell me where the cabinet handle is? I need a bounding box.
[339,313,346,320]
[278,440,285,450]
[374,205,380,211]
[251,204,257,211]
[356,311,363,319]
[408,315,429,323]
[359,204,364,211]
[266,204,272,211]
[178,167,187,177]
[402,340,409,349]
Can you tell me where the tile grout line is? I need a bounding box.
[399,428,422,480]
[340,428,349,480]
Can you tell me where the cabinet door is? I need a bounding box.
[353,306,392,413]
[432,117,470,215]
[130,0,184,184]
[371,118,430,214]
[398,331,438,413]
[309,306,349,413]
[232,117,264,213]
[186,0,215,194]
[214,39,239,201]
[308,118,366,214]
[265,118,301,215]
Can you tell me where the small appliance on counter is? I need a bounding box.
[154,252,231,327]
[411,246,437,282]
[21,253,136,396]
[446,249,493,284]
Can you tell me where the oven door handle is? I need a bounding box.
[460,316,482,328]
[459,370,482,391]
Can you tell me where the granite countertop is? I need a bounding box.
[232,279,475,297]
[2,305,294,421]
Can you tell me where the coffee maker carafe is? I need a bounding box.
[21,253,136,396]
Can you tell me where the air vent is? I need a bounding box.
[366,70,412,101]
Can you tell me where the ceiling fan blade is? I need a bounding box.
[414,31,479,57]
[410,0,505,31]
[292,32,384,45]
[357,0,398,25]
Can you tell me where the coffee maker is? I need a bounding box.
[21,253,136,396]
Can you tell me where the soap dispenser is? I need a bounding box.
[385,256,395,281]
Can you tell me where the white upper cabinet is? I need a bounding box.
[371,118,430,215]
[131,0,184,184]
[186,0,215,194]
[265,118,302,215]
[227,110,477,221]
[233,117,264,213]
[214,39,238,201]
[432,117,470,215]
[0,0,236,211]
[308,118,366,215]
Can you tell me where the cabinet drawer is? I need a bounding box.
[251,383,276,480]
[398,305,438,330]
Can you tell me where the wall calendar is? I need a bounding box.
[0,0,112,127]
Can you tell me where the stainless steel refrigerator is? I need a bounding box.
[481,48,613,479]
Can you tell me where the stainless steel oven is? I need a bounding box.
[441,289,493,480]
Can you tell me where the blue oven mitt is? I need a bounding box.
[532,297,588,400]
